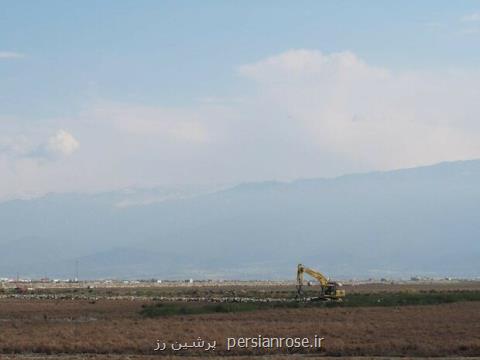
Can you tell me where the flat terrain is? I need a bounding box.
[1,357,480,360]
[4,280,480,299]
[0,282,479,358]
[5,354,480,360]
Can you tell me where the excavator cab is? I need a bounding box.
[324,283,337,296]
[324,282,345,298]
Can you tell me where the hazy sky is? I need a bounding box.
[2,1,480,199]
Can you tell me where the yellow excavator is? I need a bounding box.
[296,264,345,301]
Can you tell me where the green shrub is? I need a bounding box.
[139,290,480,317]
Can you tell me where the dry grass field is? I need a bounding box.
[0,282,480,359]
[2,357,480,360]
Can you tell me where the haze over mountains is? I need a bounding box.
[1,160,479,280]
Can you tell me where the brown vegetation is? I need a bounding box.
[0,296,479,357]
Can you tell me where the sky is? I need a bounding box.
[2,1,480,200]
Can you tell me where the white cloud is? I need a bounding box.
[2,49,480,200]
[0,51,25,59]
[239,49,389,82]
[0,130,79,161]
[0,129,81,200]
[237,49,480,170]
[69,50,480,186]
[44,130,80,157]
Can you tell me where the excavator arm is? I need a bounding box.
[297,264,329,286]
[296,263,345,300]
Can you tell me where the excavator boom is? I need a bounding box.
[296,263,345,301]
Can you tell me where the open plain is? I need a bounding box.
[0,281,479,359]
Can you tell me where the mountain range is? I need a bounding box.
[1,160,479,280]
